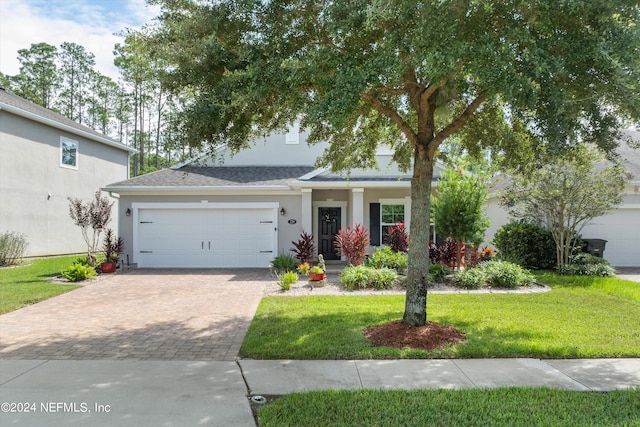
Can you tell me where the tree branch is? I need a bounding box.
[361,92,417,146]
[432,91,487,147]
[311,15,347,53]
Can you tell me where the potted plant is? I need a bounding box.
[101,229,124,273]
[309,265,325,281]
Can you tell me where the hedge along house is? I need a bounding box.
[104,125,445,268]
[0,88,136,257]
[485,130,640,268]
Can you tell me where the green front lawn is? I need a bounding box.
[0,256,81,314]
[258,388,640,427]
[240,274,640,359]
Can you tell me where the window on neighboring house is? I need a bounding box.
[285,121,300,144]
[381,204,404,244]
[60,136,78,170]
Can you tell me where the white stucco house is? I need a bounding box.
[104,127,447,268]
[104,125,639,269]
[0,88,136,257]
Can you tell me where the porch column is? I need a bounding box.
[351,188,364,226]
[301,188,313,233]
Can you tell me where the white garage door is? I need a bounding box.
[581,208,640,267]
[134,205,277,268]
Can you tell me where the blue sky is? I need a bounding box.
[0,0,160,79]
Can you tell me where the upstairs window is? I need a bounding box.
[60,137,78,170]
[285,122,300,144]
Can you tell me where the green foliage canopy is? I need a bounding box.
[149,0,640,325]
[502,147,629,267]
[433,165,490,269]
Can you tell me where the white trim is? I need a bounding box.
[104,185,293,193]
[0,101,137,154]
[59,136,78,170]
[131,202,278,268]
[351,188,365,226]
[291,180,411,189]
[301,189,313,233]
[312,200,348,260]
[298,167,329,181]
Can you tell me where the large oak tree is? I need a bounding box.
[149,0,640,325]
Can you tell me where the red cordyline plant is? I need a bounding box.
[388,222,409,253]
[334,224,369,266]
[291,231,314,264]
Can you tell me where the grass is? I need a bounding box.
[537,272,640,303]
[258,387,640,427]
[0,256,82,314]
[240,274,640,359]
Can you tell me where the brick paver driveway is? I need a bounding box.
[0,269,269,361]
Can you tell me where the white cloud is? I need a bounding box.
[0,0,160,80]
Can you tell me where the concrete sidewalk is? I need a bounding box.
[1,358,639,427]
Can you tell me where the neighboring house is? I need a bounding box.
[485,130,640,267]
[0,88,136,257]
[105,127,444,268]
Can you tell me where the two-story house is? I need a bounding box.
[0,88,136,257]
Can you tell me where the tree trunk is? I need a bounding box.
[403,145,434,326]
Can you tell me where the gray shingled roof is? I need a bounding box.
[0,88,134,152]
[107,166,316,187]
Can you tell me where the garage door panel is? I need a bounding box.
[582,209,640,267]
[136,207,276,268]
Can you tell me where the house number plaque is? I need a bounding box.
[288,219,297,224]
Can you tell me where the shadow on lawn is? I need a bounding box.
[240,309,575,359]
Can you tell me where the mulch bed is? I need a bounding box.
[363,320,467,351]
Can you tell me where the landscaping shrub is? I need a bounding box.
[366,246,408,272]
[428,241,440,264]
[453,268,485,289]
[297,262,310,276]
[493,222,556,269]
[387,222,408,252]
[340,265,397,290]
[452,261,535,289]
[0,231,28,266]
[271,253,297,271]
[277,271,299,290]
[67,191,114,266]
[482,260,536,288]
[291,232,314,264]
[436,238,458,267]
[334,224,369,266]
[428,263,451,283]
[558,253,616,277]
[61,263,97,282]
[479,246,495,262]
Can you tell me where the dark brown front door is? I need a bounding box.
[318,207,341,260]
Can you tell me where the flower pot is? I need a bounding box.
[309,272,325,281]
[101,262,116,274]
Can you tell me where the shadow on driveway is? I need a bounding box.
[0,269,269,361]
